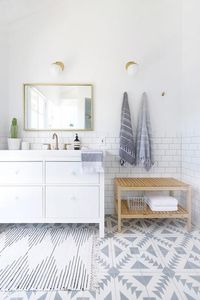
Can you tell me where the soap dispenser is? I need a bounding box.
[74,133,81,150]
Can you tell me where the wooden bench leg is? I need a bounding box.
[187,187,192,231]
[117,187,121,232]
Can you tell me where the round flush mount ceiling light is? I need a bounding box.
[125,61,139,76]
[50,61,65,76]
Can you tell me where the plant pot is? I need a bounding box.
[7,138,21,150]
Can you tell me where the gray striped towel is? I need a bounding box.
[81,150,103,173]
[136,92,154,171]
[81,151,103,162]
[119,92,135,165]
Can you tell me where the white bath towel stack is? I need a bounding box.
[146,195,178,211]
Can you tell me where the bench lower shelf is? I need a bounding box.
[115,177,191,231]
[116,200,188,219]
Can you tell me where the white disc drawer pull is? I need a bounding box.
[70,196,77,201]
[15,196,19,200]
[71,171,77,176]
[15,170,20,175]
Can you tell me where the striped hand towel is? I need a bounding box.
[81,150,103,173]
[136,92,154,171]
[119,92,135,165]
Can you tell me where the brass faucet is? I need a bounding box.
[52,133,59,150]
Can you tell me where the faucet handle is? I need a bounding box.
[64,143,72,150]
[51,143,59,150]
[42,143,51,150]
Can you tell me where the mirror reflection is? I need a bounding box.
[24,84,93,130]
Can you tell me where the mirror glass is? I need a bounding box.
[24,84,93,130]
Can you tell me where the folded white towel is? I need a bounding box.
[148,204,178,212]
[147,196,178,207]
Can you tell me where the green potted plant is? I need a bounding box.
[7,118,21,150]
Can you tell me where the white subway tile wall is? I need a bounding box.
[20,132,182,214]
[182,135,200,227]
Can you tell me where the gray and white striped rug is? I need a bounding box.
[0,223,97,291]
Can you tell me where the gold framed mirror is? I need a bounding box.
[23,83,93,131]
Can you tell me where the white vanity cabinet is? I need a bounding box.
[0,186,43,219]
[0,150,104,237]
[0,161,43,184]
[46,162,99,184]
[46,186,99,219]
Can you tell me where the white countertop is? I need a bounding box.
[0,150,82,161]
[0,150,104,161]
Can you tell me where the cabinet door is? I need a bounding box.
[0,162,43,184]
[0,187,43,220]
[46,162,99,184]
[46,186,99,219]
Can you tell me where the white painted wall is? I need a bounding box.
[0,26,9,146]
[182,0,200,135]
[6,0,182,137]
[181,0,200,226]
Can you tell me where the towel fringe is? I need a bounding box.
[90,232,100,291]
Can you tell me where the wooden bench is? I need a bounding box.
[114,177,191,232]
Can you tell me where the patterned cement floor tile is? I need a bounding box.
[107,215,150,235]
[140,272,182,300]
[104,218,112,234]
[152,234,200,272]
[148,219,189,235]
[114,273,149,300]
[173,272,200,300]
[107,215,192,236]
[191,231,200,241]
[96,237,113,273]
[111,235,164,272]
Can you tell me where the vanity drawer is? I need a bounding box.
[46,186,99,219]
[46,162,99,184]
[0,187,43,219]
[0,162,43,184]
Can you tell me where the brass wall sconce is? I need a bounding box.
[50,61,65,76]
[125,61,139,76]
